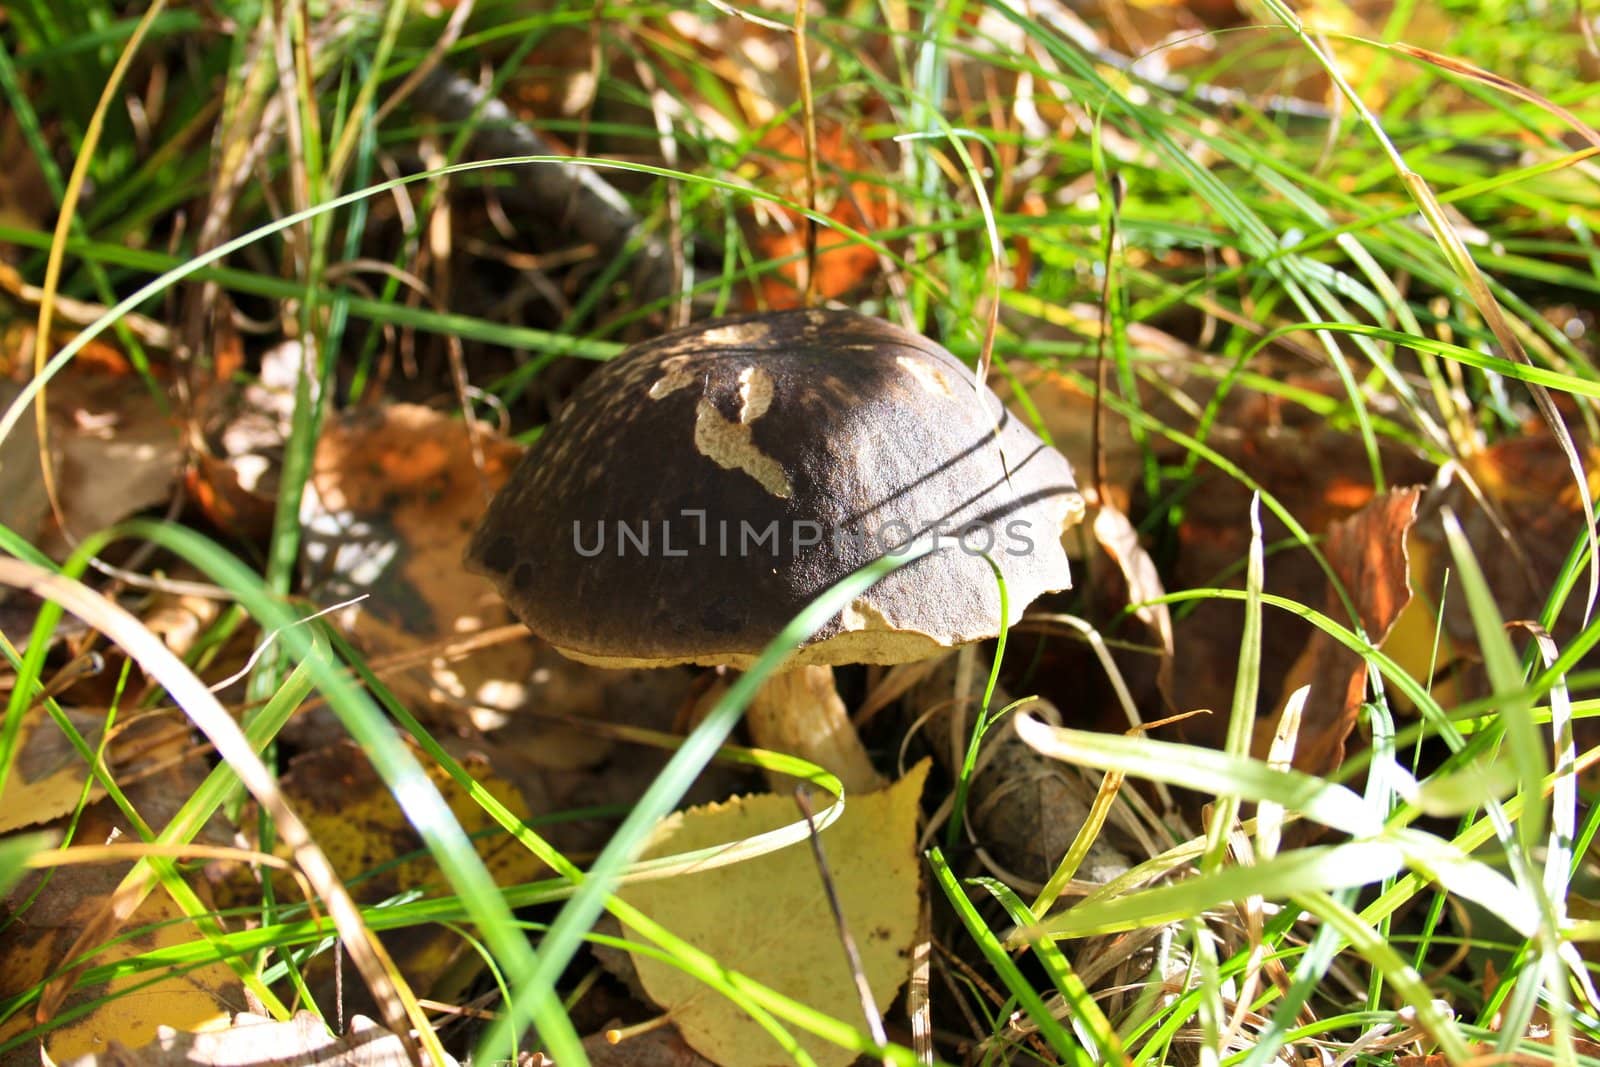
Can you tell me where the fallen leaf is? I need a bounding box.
[299,403,532,729]
[0,379,51,544]
[619,763,929,1067]
[1256,487,1421,775]
[992,362,1147,518]
[188,339,311,541]
[1396,433,1600,710]
[1164,408,1433,755]
[493,662,750,862]
[0,118,54,236]
[0,333,182,558]
[48,353,181,556]
[0,706,108,834]
[215,739,545,1018]
[0,707,195,835]
[60,1011,458,1066]
[747,121,895,309]
[0,795,240,1065]
[1092,500,1174,694]
[250,740,542,897]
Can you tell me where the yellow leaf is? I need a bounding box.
[214,740,546,1008]
[1,803,239,1062]
[0,707,103,834]
[620,761,929,1067]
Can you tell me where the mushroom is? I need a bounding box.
[466,308,1084,793]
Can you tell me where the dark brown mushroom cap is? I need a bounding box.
[467,308,1084,669]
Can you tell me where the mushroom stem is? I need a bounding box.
[746,665,884,794]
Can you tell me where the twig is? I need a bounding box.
[0,263,171,350]
[793,788,892,1067]
[1091,171,1125,506]
[795,0,819,307]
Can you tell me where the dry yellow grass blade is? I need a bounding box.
[27,1,168,550]
[0,559,442,1067]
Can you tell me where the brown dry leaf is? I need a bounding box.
[60,1011,458,1067]
[0,119,54,237]
[0,378,51,544]
[0,798,241,1065]
[490,664,749,863]
[188,339,308,541]
[1164,401,1434,754]
[747,121,895,309]
[299,403,532,729]
[618,762,930,1067]
[1087,0,1413,110]
[1470,960,1600,1058]
[1389,431,1600,797]
[1393,433,1600,712]
[1255,488,1421,775]
[46,345,182,554]
[993,363,1144,516]
[0,333,182,558]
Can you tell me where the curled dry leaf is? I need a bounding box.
[618,762,929,1067]
[1390,431,1600,790]
[1163,404,1433,755]
[299,403,532,728]
[59,1011,459,1067]
[1092,501,1174,693]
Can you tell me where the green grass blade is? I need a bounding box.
[928,848,1090,1066]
